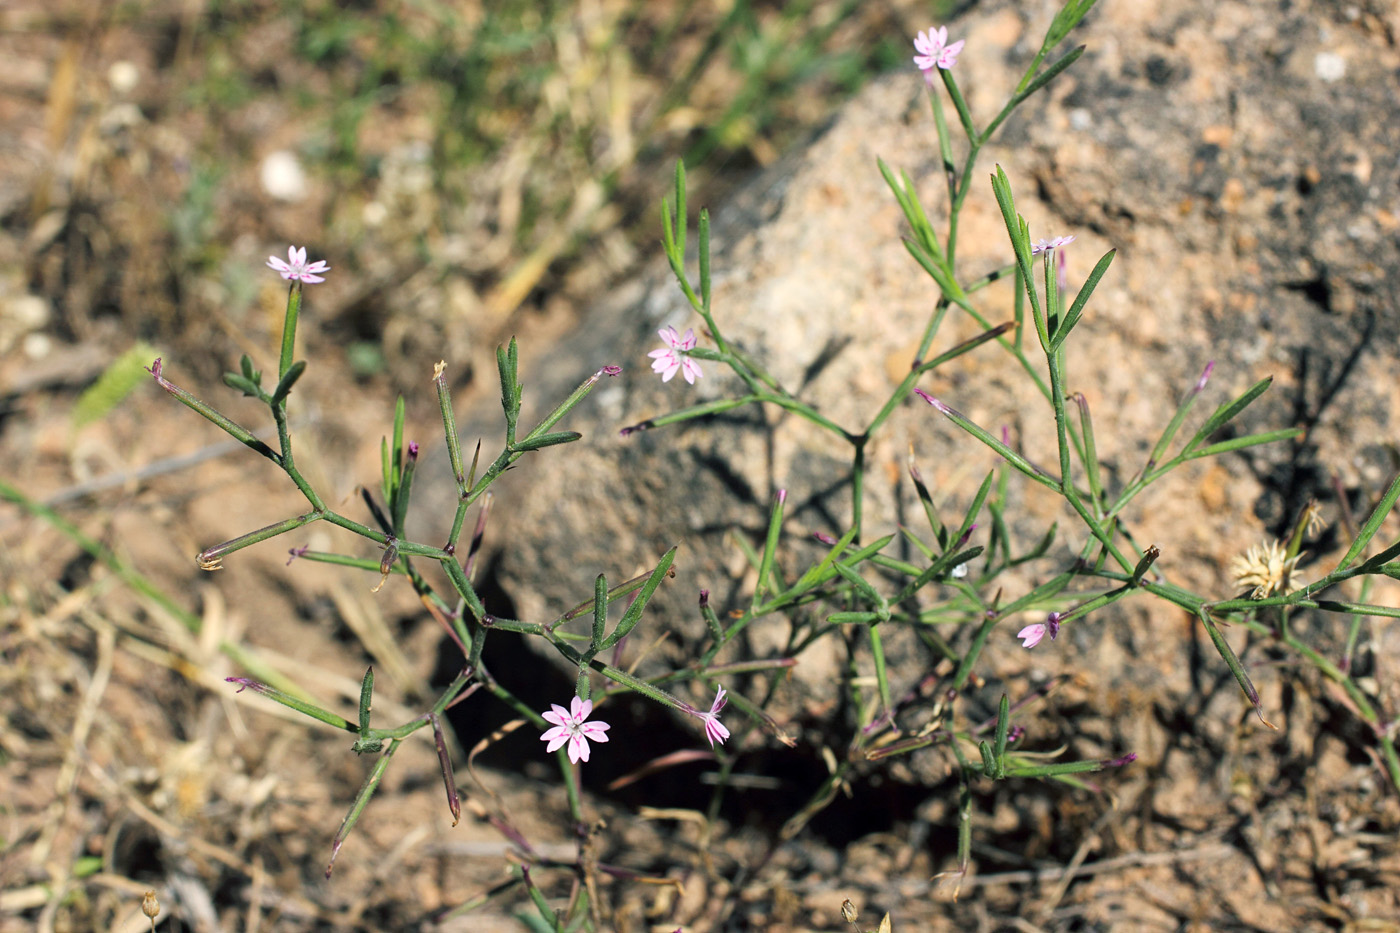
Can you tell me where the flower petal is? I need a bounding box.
[568,734,589,763]
[1016,624,1045,648]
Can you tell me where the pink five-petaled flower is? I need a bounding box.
[697,686,731,748]
[648,326,703,384]
[1030,235,1076,255]
[912,27,965,77]
[540,696,611,764]
[266,245,330,284]
[1017,611,1062,649]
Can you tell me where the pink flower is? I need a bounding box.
[913,27,965,76]
[678,685,731,748]
[648,326,703,384]
[540,696,611,764]
[1030,235,1076,255]
[697,686,731,748]
[1016,612,1062,649]
[267,246,330,284]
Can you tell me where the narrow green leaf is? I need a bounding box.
[357,666,375,740]
[512,431,582,451]
[1050,249,1115,351]
[1335,470,1400,572]
[827,611,884,624]
[993,693,1011,765]
[222,373,264,399]
[591,573,608,648]
[921,393,1060,491]
[752,491,787,612]
[391,395,406,501]
[326,739,400,878]
[831,560,889,622]
[1184,427,1303,460]
[978,740,997,778]
[270,359,307,405]
[698,208,711,314]
[1184,377,1272,452]
[1009,46,1084,109]
[497,340,521,444]
[783,525,859,598]
[954,470,996,547]
[1197,608,1272,728]
[908,459,947,549]
[1074,394,1103,504]
[673,160,687,263]
[599,547,678,650]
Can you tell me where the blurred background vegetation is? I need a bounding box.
[3,0,954,401]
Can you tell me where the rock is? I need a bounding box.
[422,0,1400,706]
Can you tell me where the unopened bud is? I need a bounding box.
[1194,360,1215,393]
[914,388,951,414]
[141,891,160,920]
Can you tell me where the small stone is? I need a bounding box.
[260,150,308,202]
[1314,52,1346,82]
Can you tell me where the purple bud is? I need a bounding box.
[777,489,787,506]
[602,364,622,377]
[913,388,951,414]
[1045,611,1062,640]
[147,357,175,392]
[813,531,838,546]
[698,589,710,608]
[408,441,419,459]
[1055,246,1068,295]
[956,524,977,547]
[1105,752,1137,768]
[1001,425,1011,447]
[1195,360,1215,393]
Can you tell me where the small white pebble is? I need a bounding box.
[108,60,140,95]
[260,150,308,202]
[362,201,388,227]
[1314,52,1346,82]
[22,331,52,360]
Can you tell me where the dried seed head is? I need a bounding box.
[1230,539,1301,599]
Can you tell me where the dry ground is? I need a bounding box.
[3,1,1400,931]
